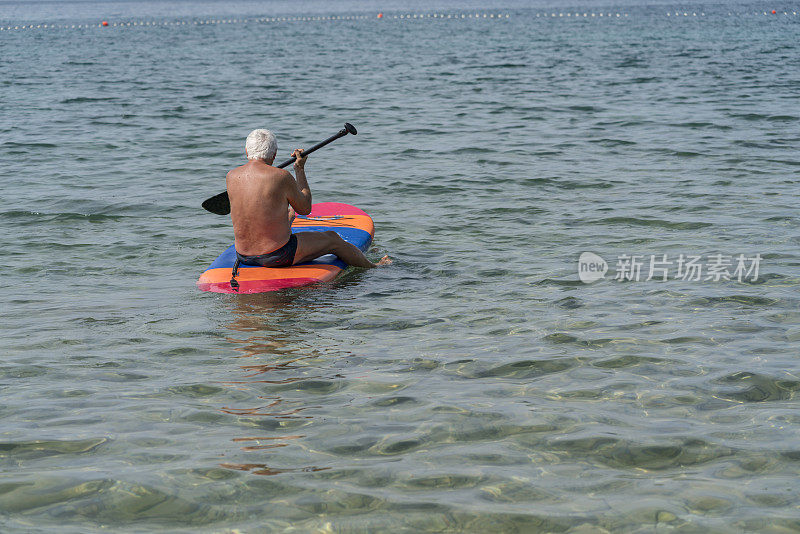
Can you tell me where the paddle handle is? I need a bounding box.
[201,123,357,215]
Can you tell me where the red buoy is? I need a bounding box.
[102,20,108,26]
[772,9,776,14]
[377,13,383,18]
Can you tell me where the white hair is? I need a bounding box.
[245,129,277,161]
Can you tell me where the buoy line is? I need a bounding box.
[533,13,629,18]
[666,10,798,17]
[2,11,798,31]
[0,13,510,31]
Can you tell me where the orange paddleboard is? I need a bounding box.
[197,202,374,294]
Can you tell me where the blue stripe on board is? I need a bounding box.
[205,227,372,271]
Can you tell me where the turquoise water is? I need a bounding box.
[2,1,800,531]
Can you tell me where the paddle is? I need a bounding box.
[201,122,358,215]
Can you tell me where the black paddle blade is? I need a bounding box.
[201,191,231,216]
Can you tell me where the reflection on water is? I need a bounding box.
[219,462,331,476]
[233,435,304,450]
[220,398,315,418]
[218,291,335,476]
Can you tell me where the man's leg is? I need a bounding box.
[293,231,389,268]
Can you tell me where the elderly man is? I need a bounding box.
[226,129,391,268]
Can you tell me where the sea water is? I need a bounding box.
[1,0,799,531]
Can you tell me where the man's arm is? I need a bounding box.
[284,149,312,215]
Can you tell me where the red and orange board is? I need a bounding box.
[197,202,374,294]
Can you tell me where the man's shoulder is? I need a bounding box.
[229,161,287,177]
[266,164,290,175]
[227,162,250,177]
[266,166,293,183]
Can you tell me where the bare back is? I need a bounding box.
[227,160,294,256]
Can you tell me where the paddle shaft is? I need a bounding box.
[274,128,350,169]
[201,123,357,215]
